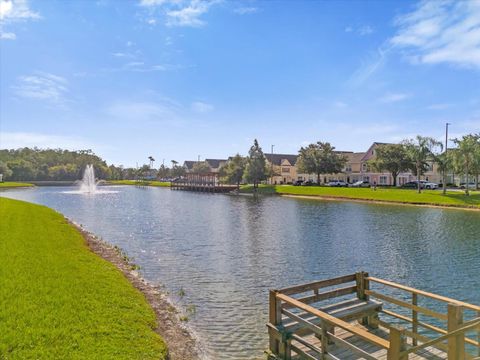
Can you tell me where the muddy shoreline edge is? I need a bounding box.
[70,220,203,360]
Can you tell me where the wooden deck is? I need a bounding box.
[267,272,480,360]
[291,323,447,359]
[170,182,238,193]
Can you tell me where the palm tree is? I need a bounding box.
[452,134,480,196]
[148,156,155,169]
[404,136,442,193]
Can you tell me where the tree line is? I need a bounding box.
[215,133,480,195]
[0,148,130,181]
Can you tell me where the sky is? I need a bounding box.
[1,0,479,167]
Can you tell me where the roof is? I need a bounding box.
[344,152,366,163]
[183,161,196,170]
[264,153,298,166]
[361,142,395,162]
[205,159,227,169]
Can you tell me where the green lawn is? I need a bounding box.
[240,185,480,209]
[106,180,170,187]
[0,182,34,188]
[0,198,167,359]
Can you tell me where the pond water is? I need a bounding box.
[2,186,479,359]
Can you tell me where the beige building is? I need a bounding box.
[264,142,444,186]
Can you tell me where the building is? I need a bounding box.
[264,142,445,186]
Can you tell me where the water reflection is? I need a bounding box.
[1,186,479,359]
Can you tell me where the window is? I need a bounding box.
[379,176,388,185]
[362,163,368,172]
[363,176,370,182]
[345,165,352,172]
[281,167,290,173]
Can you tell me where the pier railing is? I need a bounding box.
[366,275,480,359]
[268,272,480,359]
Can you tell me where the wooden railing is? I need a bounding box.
[366,276,480,360]
[267,272,480,360]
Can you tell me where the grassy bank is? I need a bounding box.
[0,182,34,188]
[0,198,167,359]
[106,180,170,187]
[240,185,480,209]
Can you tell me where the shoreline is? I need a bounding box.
[71,221,204,360]
[280,193,480,212]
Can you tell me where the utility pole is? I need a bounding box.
[271,144,275,185]
[443,122,450,195]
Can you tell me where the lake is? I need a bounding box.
[2,186,479,359]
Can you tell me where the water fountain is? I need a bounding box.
[63,165,116,194]
[79,164,97,193]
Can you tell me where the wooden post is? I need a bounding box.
[387,326,407,360]
[269,290,281,354]
[321,320,329,359]
[355,271,366,300]
[412,293,418,346]
[478,310,480,357]
[447,303,464,359]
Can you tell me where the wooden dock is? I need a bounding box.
[171,173,238,193]
[267,272,480,359]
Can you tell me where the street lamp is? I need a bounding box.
[443,122,451,195]
[271,144,275,185]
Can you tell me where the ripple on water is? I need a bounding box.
[1,187,479,359]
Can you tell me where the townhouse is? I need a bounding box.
[264,142,443,185]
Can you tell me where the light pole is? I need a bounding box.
[271,144,275,185]
[443,122,450,195]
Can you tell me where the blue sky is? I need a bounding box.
[1,0,479,167]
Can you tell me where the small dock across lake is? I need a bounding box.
[268,272,480,359]
[171,173,238,193]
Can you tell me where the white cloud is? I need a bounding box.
[0,31,15,39]
[333,101,348,108]
[108,62,176,72]
[166,1,214,27]
[139,0,169,5]
[391,0,480,69]
[234,7,257,15]
[12,72,69,105]
[191,101,213,113]
[0,0,40,40]
[105,99,182,124]
[139,0,218,27]
[0,132,97,150]
[348,45,392,86]
[344,24,374,36]
[380,92,411,103]
[358,25,374,36]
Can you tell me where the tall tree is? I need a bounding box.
[192,161,211,174]
[368,144,411,186]
[296,142,347,184]
[157,164,170,179]
[219,154,246,188]
[403,135,442,193]
[244,139,267,188]
[452,134,480,195]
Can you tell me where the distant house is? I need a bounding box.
[205,159,228,173]
[183,161,196,172]
[264,153,298,184]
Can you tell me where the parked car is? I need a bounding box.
[460,182,477,189]
[419,180,438,190]
[401,180,438,189]
[350,180,370,188]
[293,180,304,186]
[328,180,347,187]
[401,181,420,189]
[302,180,315,186]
